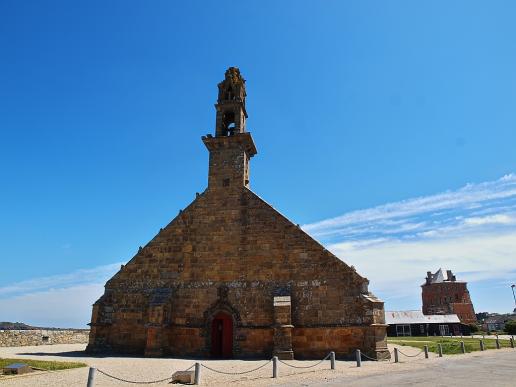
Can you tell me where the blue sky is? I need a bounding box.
[1,1,515,327]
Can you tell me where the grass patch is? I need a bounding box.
[0,358,87,372]
[388,336,513,355]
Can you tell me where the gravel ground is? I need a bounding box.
[0,343,514,386]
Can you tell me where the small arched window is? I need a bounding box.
[222,111,236,136]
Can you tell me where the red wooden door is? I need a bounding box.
[211,312,233,358]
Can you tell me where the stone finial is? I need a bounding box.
[224,67,245,86]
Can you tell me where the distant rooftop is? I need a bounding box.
[424,268,465,285]
[385,310,461,325]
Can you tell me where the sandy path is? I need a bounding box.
[1,343,514,386]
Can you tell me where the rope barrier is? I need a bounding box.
[397,349,424,358]
[278,353,331,369]
[96,369,173,384]
[201,359,271,375]
[95,363,196,384]
[360,351,391,361]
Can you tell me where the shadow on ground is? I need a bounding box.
[14,351,272,362]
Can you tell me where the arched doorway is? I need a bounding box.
[211,311,233,358]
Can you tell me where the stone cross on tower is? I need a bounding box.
[203,67,257,190]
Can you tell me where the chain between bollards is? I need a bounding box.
[424,345,429,359]
[272,356,278,378]
[355,349,361,367]
[87,367,96,387]
[437,343,443,357]
[330,351,335,370]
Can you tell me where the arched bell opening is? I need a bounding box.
[222,111,236,136]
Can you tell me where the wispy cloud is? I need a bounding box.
[0,284,107,328]
[304,174,516,313]
[0,263,122,300]
[0,263,122,328]
[3,175,516,327]
[304,174,516,244]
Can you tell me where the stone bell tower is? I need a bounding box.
[202,67,257,190]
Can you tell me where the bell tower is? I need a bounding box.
[215,67,247,136]
[203,68,257,190]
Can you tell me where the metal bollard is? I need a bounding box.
[510,337,514,349]
[87,367,96,387]
[496,338,500,349]
[394,347,399,363]
[272,356,278,378]
[330,351,335,370]
[424,345,429,359]
[438,343,443,357]
[356,349,361,367]
[460,341,466,354]
[194,362,201,385]
[480,339,485,351]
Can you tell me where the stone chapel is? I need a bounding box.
[86,68,389,360]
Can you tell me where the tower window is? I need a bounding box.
[224,87,235,101]
[222,111,236,136]
[223,178,230,187]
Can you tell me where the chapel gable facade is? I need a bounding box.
[86,68,389,360]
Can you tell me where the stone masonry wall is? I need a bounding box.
[422,281,476,324]
[0,329,90,347]
[88,185,388,358]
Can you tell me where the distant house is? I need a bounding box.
[386,310,468,336]
[483,314,516,332]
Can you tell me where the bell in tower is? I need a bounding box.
[215,67,248,137]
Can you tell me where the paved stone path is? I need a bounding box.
[281,349,516,387]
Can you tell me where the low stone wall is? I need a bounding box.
[0,329,90,347]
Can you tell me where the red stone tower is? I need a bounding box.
[421,269,476,325]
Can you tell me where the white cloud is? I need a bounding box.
[3,175,516,327]
[0,264,123,328]
[304,173,516,242]
[0,284,105,328]
[304,174,516,313]
[329,231,516,292]
[463,214,514,226]
[0,263,122,298]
